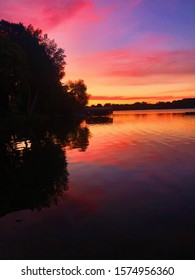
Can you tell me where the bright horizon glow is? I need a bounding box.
[1,0,195,105]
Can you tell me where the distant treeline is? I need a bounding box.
[91,98,195,111]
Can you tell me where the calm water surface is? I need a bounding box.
[0,109,195,259]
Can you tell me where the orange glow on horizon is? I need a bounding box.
[88,96,195,106]
[64,43,195,106]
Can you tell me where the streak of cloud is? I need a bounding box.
[0,0,93,30]
[90,94,195,101]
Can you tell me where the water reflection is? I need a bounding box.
[87,116,113,125]
[0,109,195,260]
[64,109,195,259]
[0,120,90,217]
[65,122,91,152]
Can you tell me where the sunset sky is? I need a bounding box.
[1,0,195,105]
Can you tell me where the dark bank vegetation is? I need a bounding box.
[91,98,195,111]
[0,19,89,120]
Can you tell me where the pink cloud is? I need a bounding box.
[72,46,195,85]
[103,48,195,77]
[0,0,93,30]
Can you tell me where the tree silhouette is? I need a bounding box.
[65,79,90,109]
[0,118,91,217]
[0,130,68,216]
[0,20,66,115]
[0,33,29,114]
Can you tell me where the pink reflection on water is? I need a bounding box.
[66,110,195,170]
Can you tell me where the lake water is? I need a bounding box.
[0,109,195,259]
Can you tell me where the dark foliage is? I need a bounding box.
[65,79,90,110]
[0,20,89,116]
[0,20,66,114]
[0,32,29,114]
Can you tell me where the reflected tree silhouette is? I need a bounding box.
[86,116,113,125]
[0,120,90,217]
[65,126,90,152]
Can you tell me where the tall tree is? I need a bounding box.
[0,33,29,114]
[0,20,66,115]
